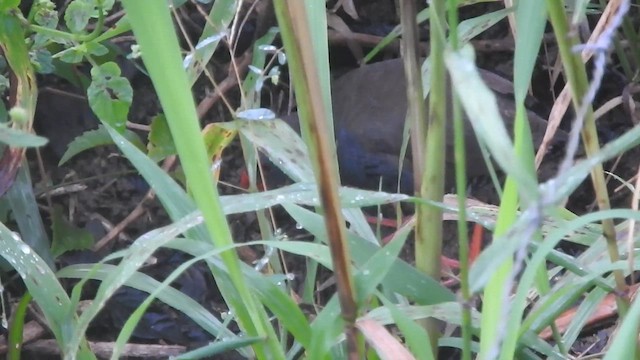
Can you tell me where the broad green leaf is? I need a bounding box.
[147,114,176,161]
[64,0,94,33]
[59,125,144,165]
[88,62,132,133]
[50,205,94,258]
[0,122,48,147]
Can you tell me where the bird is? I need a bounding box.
[261,58,562,195]
[239,58,565,271]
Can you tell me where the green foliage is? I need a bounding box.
[87,62,132,132]
[0,120,48,147]
[59,125,144,165]
[50,205,94,258]
[147,114,176,161]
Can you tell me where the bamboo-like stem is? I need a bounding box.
[273,2,359,358]
[403,0,446,354]
[545,0,633,345]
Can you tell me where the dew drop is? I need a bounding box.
[19,244,31,255]
[36,264,46,275]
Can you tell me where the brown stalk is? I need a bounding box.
[273,1,359,358]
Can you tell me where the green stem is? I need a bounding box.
[545,0,634,355]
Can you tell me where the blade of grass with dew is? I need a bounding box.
[222,183,408,213]
[471,208,633,292]
[445,44,535,358]
[162,238,313,349]
[58,263,248,349]
[508,209,640,352]
[104,120,316,350]
[154,231,424,353]
[457,8,510,44]
[283,203,454,304]
[242,27,280,102]
[116,3,282,357]
[364,302,480,328]
[104,122,405,247]
[233,119,380,243]
[499,1,550,355]
[444,46,537,192]
[237,29,290,294]
[0,222,95,358]
[62,210,204,357]
[236,26,282,214]
[228,119,315,182]
[5,162,54,268]
[354,219,412,304]
[184,0,237,86]
[97,89,414,354]
[109,240,274,359]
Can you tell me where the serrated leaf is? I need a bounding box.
[147,114,175,161]
[59,125,144,165]
[87,62,132,133]
[50,205,94,258]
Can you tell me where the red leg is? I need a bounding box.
[469,223,484,264]
[365,215,403,228]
